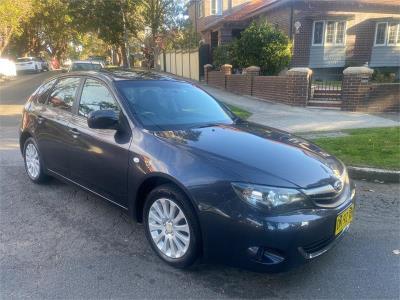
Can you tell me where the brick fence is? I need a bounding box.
[252,76,288,103]
[341,66,399,112]
[205,65,311,107]
[363,83,400,112]
[204,65,399,112]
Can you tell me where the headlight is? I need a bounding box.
[231,182,309,211]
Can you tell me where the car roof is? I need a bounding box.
[48,69,180,84]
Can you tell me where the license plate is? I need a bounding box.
[335,204,354,235]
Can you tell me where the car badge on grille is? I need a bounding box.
[333,180,343,192]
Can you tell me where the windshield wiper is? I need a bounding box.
[188,122,229,129]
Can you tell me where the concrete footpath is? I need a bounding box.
[199,83,399,133]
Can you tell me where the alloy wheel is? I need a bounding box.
[25,143,40,179]
[148,198,190,259]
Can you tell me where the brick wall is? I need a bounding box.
[207,66,399,112]
[226,74,252,95]
[341,66,400,112]
[258,6,292,37]
[359,83,400,112]
[207,70,226,89]
[252,76,289,104]
[205,67,311,106]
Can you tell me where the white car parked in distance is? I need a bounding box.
[15,57,43,73]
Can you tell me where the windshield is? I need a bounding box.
[116,80,234,130]
[70,63,101,71]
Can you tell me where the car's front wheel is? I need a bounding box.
[23,138,49,183]
[143,184,201,268]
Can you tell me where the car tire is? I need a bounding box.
[143,184,201,268]
[23,137,50,183]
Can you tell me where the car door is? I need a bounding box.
[68,77,132,207]
[35,76,82,177]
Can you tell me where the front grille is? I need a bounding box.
[302,169,350,208]
[309,183,349,208]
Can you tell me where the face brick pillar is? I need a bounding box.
[287,68,313,106]
[245,66,260,77]
[245,66,260,95]
[204,64,213,83]
[220,64,232,75]
[341,66,374,111]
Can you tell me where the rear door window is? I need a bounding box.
[48,77,81,111]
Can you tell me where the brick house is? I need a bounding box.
[188,0,400,79]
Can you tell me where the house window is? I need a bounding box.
[375,23,387,45]
[313,20,346,46]
[388,23,399,45]
[326,21,335,44]
[196,0,203,18]
[336,21,346,44]
[313,21,324,45]
[397,25,400,44]
[211,0,222,15]
[374,22,400,46]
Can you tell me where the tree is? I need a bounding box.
[142,0,186,66]
[235,21,292,75]
[37,0,79,60]
[70,0,142,67]
[0,0,33,55]
[212,42,238,69]
[6,0,80,60]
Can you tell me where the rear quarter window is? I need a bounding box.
[30,79,57,104]
[48,77,81,111]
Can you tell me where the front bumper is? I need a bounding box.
[198,186,356,272]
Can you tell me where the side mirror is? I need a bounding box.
[87,110,119,130]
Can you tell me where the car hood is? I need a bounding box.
[154,122,345,189]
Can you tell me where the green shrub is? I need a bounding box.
[212,42,238,69]
[235,21,292,75]
[372,69,397,83]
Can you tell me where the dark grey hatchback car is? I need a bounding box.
[20,69,355,272]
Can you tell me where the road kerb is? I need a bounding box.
[348,166,400,183]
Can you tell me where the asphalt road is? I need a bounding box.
[0,72,399,299]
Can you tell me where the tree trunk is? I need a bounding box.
[0,31,13,56]
[116,46,122,66]
[120,43,128,68]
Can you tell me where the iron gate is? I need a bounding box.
[309,75,343,107]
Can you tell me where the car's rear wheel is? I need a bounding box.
[143,184,200,268]
[23,138,49,183]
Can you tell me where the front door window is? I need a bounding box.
[79,78,120,117]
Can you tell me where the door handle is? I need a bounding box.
[69,128,80,138]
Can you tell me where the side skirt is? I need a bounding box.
[47,169,129,211]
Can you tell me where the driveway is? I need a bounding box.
[1,72,399,298]
[201,84,399,133]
